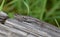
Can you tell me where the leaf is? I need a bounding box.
[8,13,14,18]
[23,0,30,15]
[0,0,5,11]
[39,0,47,20]
[54,18,60,28]
[46,1,60,17]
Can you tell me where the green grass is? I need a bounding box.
[0,0,60,27]
[0,0,5,11]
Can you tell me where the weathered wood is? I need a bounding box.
[0,11,8,23]
[14,15,60,37]
[0,12,60,37]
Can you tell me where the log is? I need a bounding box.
[0,12,60,37]
[0,11,8,23]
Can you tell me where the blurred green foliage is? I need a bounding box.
[0,0,60,27]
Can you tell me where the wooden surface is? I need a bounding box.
[14,15,60,37]
[0,12,60,37]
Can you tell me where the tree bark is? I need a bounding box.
[0,12,60,37]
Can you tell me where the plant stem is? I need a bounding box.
[46,1,60,18]
[4,0,17,6]
[0,0,5,11]
[23,1,30,15]
[40,0,47,20]
[54,19,60,28]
